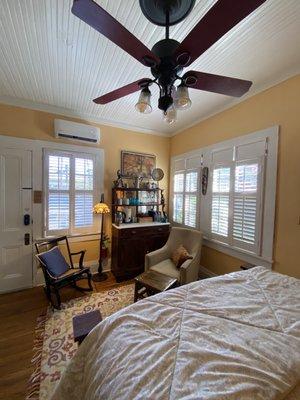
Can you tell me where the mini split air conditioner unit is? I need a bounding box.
[54,119,100,144]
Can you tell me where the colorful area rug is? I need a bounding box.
[26,284,134,400]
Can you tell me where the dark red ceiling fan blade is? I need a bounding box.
[175,0,267,67]
[183,71,252,97]
[72,0,159,67]
[93,78,151,104]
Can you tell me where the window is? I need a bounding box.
[210,160,263,253]
[173,170,198,227]
[170,126,278,268]
[44,149,99,236]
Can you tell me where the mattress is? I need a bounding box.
[52,267,300,400]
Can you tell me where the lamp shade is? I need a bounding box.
[175,84,192,110]
[135,87,152,114]
[93,202,110,214]
[163,105,177,124]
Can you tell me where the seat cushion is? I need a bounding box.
[58,267,89,278]
[150,259,180,280]
[36,246,70,278]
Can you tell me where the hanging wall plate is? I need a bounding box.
[152,168,164,181]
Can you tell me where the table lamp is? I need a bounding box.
[92,195,110,282]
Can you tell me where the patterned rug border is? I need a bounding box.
[25,284,134,400]
[26,313,47,400]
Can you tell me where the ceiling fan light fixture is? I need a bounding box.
[175,84,191,110]
[135,87,152,114]
[163,105,177,125]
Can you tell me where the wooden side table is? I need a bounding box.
[73,310,102,345]
[134,270,177,302]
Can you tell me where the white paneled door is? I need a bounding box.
[0,148,33,293]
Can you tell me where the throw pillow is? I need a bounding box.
[171,245,193,268]
[36,246,70,278]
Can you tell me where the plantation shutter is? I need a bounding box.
[47,154,71,232]
[209,139,265,252]
[184,171,198,227]
[45,150,96,236]
[232,160,263,252]
[173,173,184,223]
[232,140,265,252]
[74,157,94,228]
[211,166,231,239]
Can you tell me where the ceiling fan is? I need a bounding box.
[72,0,266,124]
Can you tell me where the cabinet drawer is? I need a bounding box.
[119,225,169,238]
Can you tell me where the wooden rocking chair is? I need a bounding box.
[35,236,93,309]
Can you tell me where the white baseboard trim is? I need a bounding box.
[199,265,217,279]
[35,259,111,286]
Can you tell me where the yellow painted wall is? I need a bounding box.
[0,103,170,262]
[171,74,300,278]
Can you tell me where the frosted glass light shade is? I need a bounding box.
[175,85,191,110]
[163,105,177,124]
[93,202,110,214]
[135,88,152,114]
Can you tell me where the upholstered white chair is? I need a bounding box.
[145,227,203,285]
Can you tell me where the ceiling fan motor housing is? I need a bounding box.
[151,39,183,85]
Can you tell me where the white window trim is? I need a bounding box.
[170,126,278,269]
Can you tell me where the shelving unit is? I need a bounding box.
[112,187,165,223]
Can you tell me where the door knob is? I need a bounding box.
[24,233,30,245]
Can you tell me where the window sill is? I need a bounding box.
[203,237,273,269]
[36,232,100,243]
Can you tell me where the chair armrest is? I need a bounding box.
[70,250,86,269]
[145,247,170,271]
[179,257,198,285]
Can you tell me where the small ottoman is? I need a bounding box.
[134,270,177,302]
[73,309,102,345]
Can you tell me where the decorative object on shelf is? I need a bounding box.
[93,195,110,282]
[123,207,132,223]
[113,170,124,188]
[161,189,165,211]
[115,211,125,226]
[72,0,262,124]
[151,168,164,182]
[121,150,156,178]
[201,166,209,195]
[134,174,143,189]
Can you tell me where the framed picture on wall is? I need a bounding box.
[121,151,156,178]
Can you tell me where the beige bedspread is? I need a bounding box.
[52,267,300,400]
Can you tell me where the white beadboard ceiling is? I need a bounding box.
[0,0,299,136]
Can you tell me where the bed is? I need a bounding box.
[52,267,300,400]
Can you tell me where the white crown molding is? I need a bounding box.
[171,69,300,137]
[0,95,170,138]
